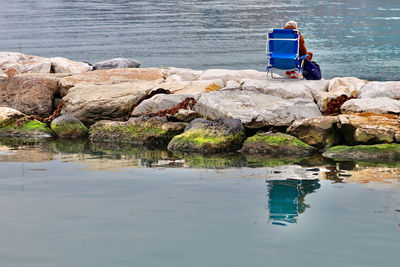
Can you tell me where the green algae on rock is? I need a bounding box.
[167,118,246,154]
[323,143,400,161]
[0,120,52,139]
[51,114,88,139]
[239,132,317,156]
[89,116,186,147]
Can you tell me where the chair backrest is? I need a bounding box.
[267,29,300,70]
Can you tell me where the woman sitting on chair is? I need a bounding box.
[284,21,313,78]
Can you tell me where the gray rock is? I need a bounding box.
[167,118,246,154]
[50,114,88,139]
[358,81,400,99]
[340,97,400,114]
[194,90,322,128]
[94,58,141,70]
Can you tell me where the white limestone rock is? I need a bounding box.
[162,67,203,81]
[158,75,224,94]
[199,69,266,85]
[315,77,367,112]
[194,90,322,128]
[131,94,199,117]
[50,57,93,73]
[341,97,400,114]
[358,81,400,99]
[0,107,24,127]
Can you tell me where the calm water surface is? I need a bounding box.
[0,0,400,80]
[0,140,399,266]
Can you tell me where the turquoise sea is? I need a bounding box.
[0,0,400,80]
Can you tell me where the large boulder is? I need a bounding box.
[315,77,367,112]
[0,75,59,117]
[338,113,400,145]
[50,114,88,139]
[162,67,203,81]
[59,68,165,93]
[194,90,322,128]
[340,97,400,114]
[358,81,400,99]
[50,57,92,73]
[1,58,51,76]
[167,118,246,154]
[62,80,161,124]
[0,107,24,127]
[287,116,341,149]
[94,58,141,70]
[89,116,186,147]
[131,94,199,117]
[239,132,317,156]
[0,52,30,65]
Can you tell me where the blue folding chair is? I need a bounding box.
[266,29,308,79]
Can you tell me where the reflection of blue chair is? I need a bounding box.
[266,29,308,79]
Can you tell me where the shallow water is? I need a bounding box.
[1,0,400,80]
[0,139,399,266]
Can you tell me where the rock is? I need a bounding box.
[359,81,400,99]
[162,67,203,81]
[287,116,341,149]
[315,77,367,112]
[0,107,25,127]
[323,144,400,161]
[0,75,59,117]
[0,119,52,139]
[172,109,200,122]
[60,68,165,93]
[158,75,224,94]
[194,90,322,128]
[241,79,314,100]
[340,97,400,114]
[338,113,400,145]
[94,58,141,70]
[89,116,186,147]
[0,68,7,79]
[131,94,198,117]
[221,80,241,91]
[1,58,51,75]
[239,132,317,156]
[50,114,88,138]
[167,118,246,154]
[0,52,31,65]
[62,80,161,124]
[50,57,92,73]
[198,69,266,84]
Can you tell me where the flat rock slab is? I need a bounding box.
[359,81,400,99]
[194,90,322,128]
[60,68,166,91]
[157,75,224,94]
[0,75,59,117]
[341,97,400,114]
[89,117,186,147]
[62,80,162,124]
[323,144,400,161]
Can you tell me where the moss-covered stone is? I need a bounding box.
[0,120,52,139]
[89,117,185,147]
[50,115,88,139]
[240,132,317,156]
[323,143,400,161]
[167,118,246,154]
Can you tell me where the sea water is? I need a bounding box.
[0,0,399,80]
[0,140,399,266]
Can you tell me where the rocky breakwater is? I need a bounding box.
[1,52,400,162]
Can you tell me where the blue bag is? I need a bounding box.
[303,60,321,80]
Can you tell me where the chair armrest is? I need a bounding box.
[299,55,309,60]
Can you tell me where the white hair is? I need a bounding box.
[285,21,298,29]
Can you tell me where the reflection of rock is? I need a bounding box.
[338,167,400,190]
[0,139,55,162]
[267,179,321,225]
[323,144,400,161]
